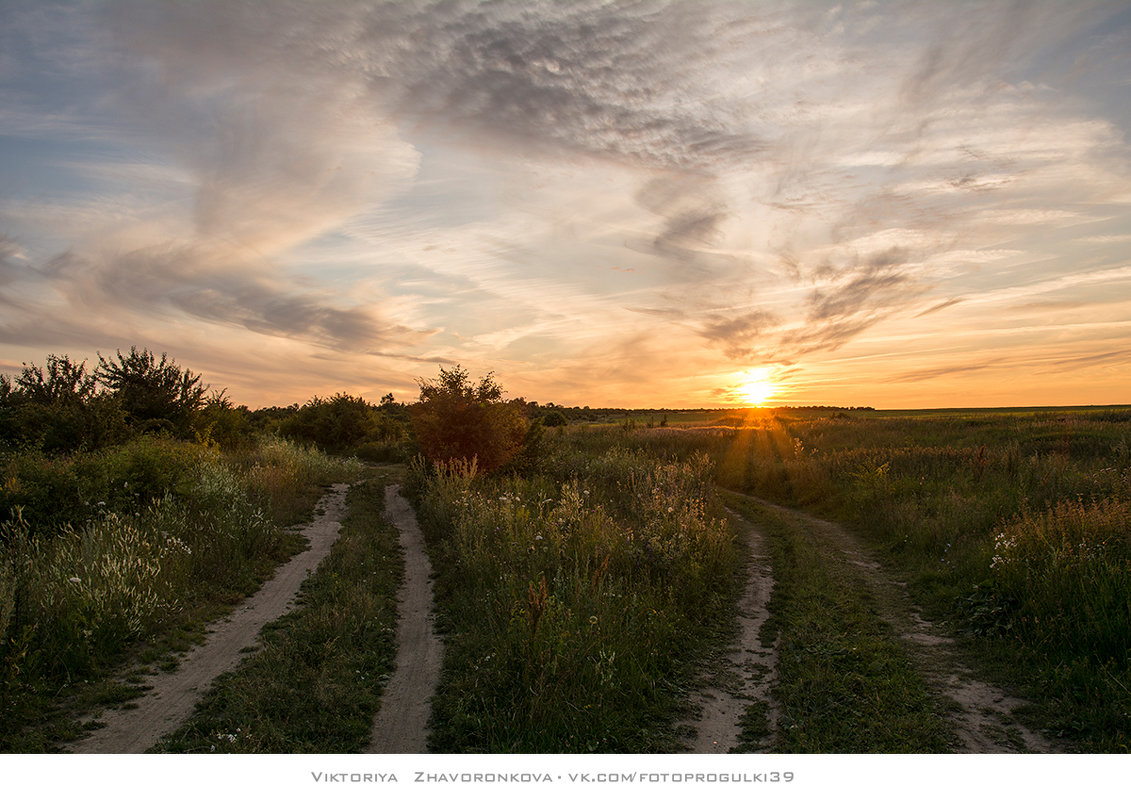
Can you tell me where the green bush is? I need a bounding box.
[411,366,529,473]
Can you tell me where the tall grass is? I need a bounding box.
[639,408,1130,750]
[414,444,739,752]
[0,435,360,751]
[154,475,401,753]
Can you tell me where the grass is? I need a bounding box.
[724,491,955,752]
[0,435,361,752]
[153,472,402,753]
[620,406,1130,751]
[412,445,741,753]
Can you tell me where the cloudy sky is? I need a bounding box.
[2,0,1130,409]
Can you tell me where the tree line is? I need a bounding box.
[1,350,543,474]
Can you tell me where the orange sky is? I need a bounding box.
[2,2,1129,410]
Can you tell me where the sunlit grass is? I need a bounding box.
[0,436,360,751]
[414,445,739,752]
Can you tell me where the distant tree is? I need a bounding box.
[541,410,568,427]
[279,392,380,452]
[195,390,254,450]
[96,347,206,435]
[411,366,529,473]
[3,354,126,452]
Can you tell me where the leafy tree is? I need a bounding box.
[2,355,125,452]
[278,393,380,452]
[411,366,529,473]
[195,391,254,451]
[15,354,96,405]
[96,347,206,435]
[541,410,568,427]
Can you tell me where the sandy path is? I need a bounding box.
[684,510,778,753]
[68,483,351,754]
[753,497,1058,753]
[366,484,442,753]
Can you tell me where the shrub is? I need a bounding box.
[411,366,529,473]
[96,347,207,437]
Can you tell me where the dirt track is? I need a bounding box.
[366,484,443,753]
[683,510,778,753]
[752,497,1057,753]
[68,483,351,754]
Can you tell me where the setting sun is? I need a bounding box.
[738,371,778,406]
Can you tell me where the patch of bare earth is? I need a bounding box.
[682,510,779,753]
[758,498,1059,754]
[366,484,442,754]
[68,483,351,754]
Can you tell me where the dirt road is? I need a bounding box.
[68,483,351,754]
[738,495,1057,753]
[366,484,442,753]
[683,510,778,753]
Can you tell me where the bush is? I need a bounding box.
[96,347,206,437]
[411,366,529,473]
[277,393,402,454]
[1,356,127,453]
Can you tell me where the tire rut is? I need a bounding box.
[68,483,351,754]
[682,509,779,753]
[366,484,442,753]
[747,495,1058,754]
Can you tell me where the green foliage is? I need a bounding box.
[278,393,381,452]
[194,393,254,451]
[411,365,529,473]
[1,355,127,453]
[154,476,401,753]
[0,436,360,750]
[96,347,206,436]
[726,494,954,752]
[644,407,1131,750]
[0,435,211,539]
[541,410,568,427]
[416,440,738,752]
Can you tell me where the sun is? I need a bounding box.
[735,369,779,406]
[740,379,776,406]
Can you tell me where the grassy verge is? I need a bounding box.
[153,472,402,753]
[622,408,1130,751]
[724,491,955,753]
[0,436,360,752]
[413,446,740,753]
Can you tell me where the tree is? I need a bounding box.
[541,410,568,427]
[411,366,529,473]
[96,347,206,435]
[278,392,378,452]
[15,354,96,405]
[2,355,125,452]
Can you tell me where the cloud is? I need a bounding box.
[39,243,421,351]
[2,1,1130,407]
[700,309,781,360]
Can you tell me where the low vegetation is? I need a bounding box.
[153,474,402,753]
[410,443,740,752]
[622,407,1131,751]
[3,346,1127,753]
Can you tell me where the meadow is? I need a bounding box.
[608,405,1131,750]
[3,351,1128,753]
[0,434,362,750]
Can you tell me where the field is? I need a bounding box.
[2,400,1128,752]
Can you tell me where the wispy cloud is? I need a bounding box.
[1,0,1129,406]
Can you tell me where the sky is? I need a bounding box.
[2,0,1130,410]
